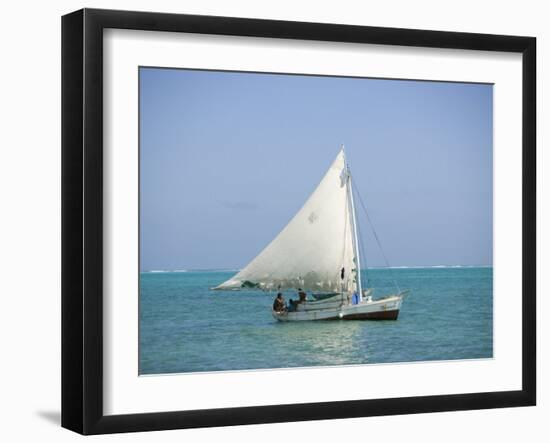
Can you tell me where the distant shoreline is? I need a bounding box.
[141,264,493,273]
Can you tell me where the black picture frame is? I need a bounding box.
[62,8,536,435]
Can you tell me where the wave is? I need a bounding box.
[144,269,188,273]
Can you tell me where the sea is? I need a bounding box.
[139,267,493,375]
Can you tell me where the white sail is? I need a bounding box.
[215,149,358,293]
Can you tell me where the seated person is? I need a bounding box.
[298,288,307,303]
[288,299,296,312]
[272,293,286,312]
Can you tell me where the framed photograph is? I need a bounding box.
[61,8,536,435]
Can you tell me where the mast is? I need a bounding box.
[345,149,363,302]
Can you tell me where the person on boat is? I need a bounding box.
[288,298,296,311]
[273,293,286,313]
[298,288,307,303]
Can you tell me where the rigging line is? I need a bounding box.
[351,180,401,294]
[355,202,368,288]
[350,180,367,285]
[340,185,350,297]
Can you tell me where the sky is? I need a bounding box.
[139,68,493,271]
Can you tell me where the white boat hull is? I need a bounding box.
[272,293,404,322]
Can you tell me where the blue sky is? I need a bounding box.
[140,68,493,271]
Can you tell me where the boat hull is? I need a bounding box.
[272,294,403,322]
[342,309,399,320]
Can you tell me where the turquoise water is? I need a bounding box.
[139,267,492,374]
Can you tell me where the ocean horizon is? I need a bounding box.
[141,264,493,273]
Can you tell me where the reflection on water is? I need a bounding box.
[270,321,367,367]
[139,268,493,374]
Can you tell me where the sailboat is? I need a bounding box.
[214,147,407,322]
